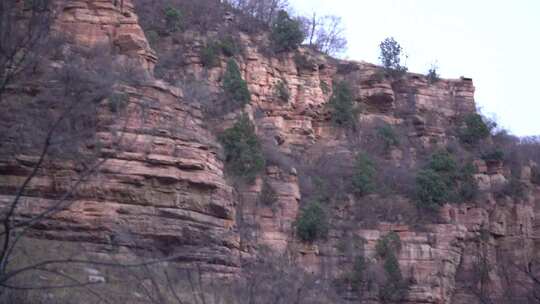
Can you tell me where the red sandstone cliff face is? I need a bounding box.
[0,1,538,303]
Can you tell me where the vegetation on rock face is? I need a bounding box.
[532,166,540,186]
[376,124,400,152]
[415,150,478,211]
[275,80,290,102]
[415,169,450,211]
[376,232,408,303]
[415,150,477,211]
[259,179,278,206]
[223,59,251,107]
[375,232,402,258]
[296,200,329,242]
[459,113,492,145]
[164,6,183,32]
[270,10,305,52]
[200,42,220,68]
[293,53,314,70]
[481,148,505,163]
[300,13,348,56]
[426,63,440,84]
[352,152,376,196]
[218,115,265,182]
[379,37,408,77]
[329,80,356,127]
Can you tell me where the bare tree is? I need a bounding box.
[0,2,154,298]
[0,0,54,102]
[300,13,347,56]
[226,0,290,25]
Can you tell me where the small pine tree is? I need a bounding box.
[270,10,305,52]
[223,59,251,107]
[329,80,356,127]
[218,115,265,182]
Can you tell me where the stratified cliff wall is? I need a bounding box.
[0,1,538,303]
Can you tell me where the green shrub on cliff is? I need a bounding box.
[223,59,251,107]
[164,6,182,32]
[376,124,400,152]
[376,232,408,303]
[296,200,329,242]
[218,115,265,182]
[415,151,478,211]
[459,113,492,145]
[415,169,449,211]
[200,42,220,68]
[352,152,376,196]
[379,37,408,77]
[275,80,290,102]
[329,80,356,127]
[270,10,305,52]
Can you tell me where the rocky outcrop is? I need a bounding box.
[54,0,157,71]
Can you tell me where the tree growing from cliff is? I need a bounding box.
[0,0,54,102]
[352,152,376,196]
[219,115,265,182]
[328,80,356,127]
[223,58,251,108]
[164,6,183,32]
[375,232,408,303]
[379,37,408,77]
[459,113,493,146]
[270,10,305,52]
[296,200,329,242]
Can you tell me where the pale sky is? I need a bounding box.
[290,0,540,137]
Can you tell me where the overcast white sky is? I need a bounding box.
[290,0,540,137]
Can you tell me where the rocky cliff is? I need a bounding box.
[0,1,538,303]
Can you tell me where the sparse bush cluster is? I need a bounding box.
[218,115,265,182]
[328,80,356,127]
[296,200,329,242]
[293,53,314,70]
